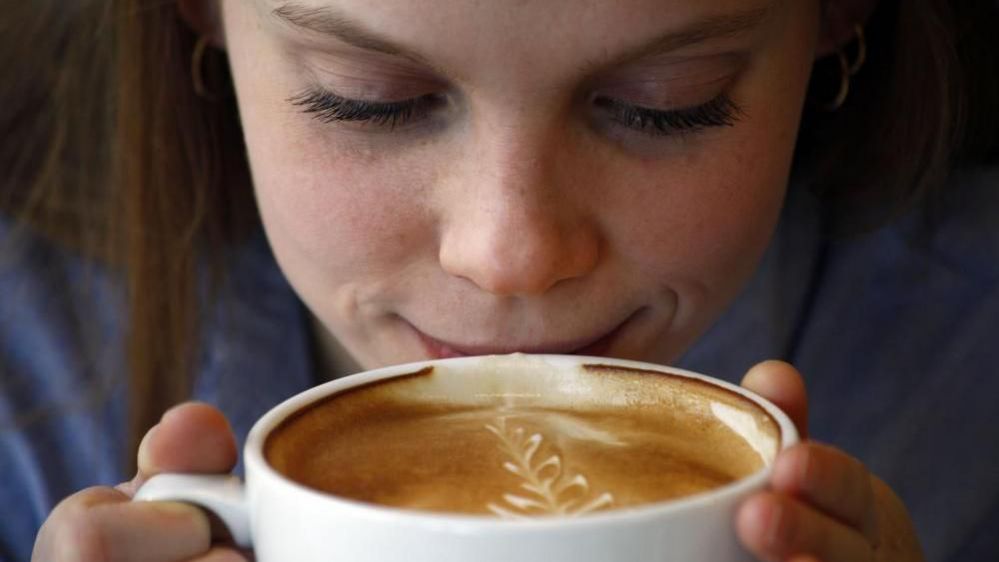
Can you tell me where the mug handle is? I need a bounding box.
[133,473,251,547]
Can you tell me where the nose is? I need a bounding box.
[438,125,600,296]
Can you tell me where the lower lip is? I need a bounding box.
[412,313,634,360]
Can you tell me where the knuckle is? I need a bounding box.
[766,496,799,555]
[806,444,864,498]
[841,452,874,512]
[796,445,819,489]
[861,475,882,542]
[50,508,112,562]
[781,444,824,497]
[819,448,875,529]
[858,468,875,503]
[774,444,811,489]
[41,487,123,562]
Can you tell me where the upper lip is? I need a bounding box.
[409,310,639,356]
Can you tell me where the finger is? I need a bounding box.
[186,546,252,562]
[35,486,212,562]
[118,402,238,495]
[737,492,874,562]
[741,360,809,439]
[772,443,879,545]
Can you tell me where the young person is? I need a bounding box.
[3,0,997,560]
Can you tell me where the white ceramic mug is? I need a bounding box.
[135,354,798,562]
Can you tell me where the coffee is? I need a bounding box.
[265,357,781,518]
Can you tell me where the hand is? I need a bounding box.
[32,402,250,562]
[735,361,925,562]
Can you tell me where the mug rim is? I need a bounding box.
[244,353,799,530]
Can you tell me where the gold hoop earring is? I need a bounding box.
[846,24,867,75]
[820,24,867,112]
[192,36,223,101]
[822,50,852,112]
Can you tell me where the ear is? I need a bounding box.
[816,0,879,57]
[177,0,225,47]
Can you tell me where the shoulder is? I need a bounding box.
[0,217,127,560]
[0,218,126,413]
[914,164,999,282]
[0,218,127,431]
[829,164,999,285]
[796,164,999,561]
[812,165,999,334]
[801,165,999,393]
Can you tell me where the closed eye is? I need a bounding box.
[594,94,742,137]
[289,87,742,138]
[288,88,444,129]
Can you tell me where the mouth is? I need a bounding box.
[410,310,641,359]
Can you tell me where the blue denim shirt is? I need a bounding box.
[2,168,998,561]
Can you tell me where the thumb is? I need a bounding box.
[118,402,238,496]
[740,360,809,440]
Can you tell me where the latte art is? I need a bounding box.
[265,358,781,517]
[484,416,615,518]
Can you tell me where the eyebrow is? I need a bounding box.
[271,2,413,59]
[613,5,774,62]
[270,1,774,66]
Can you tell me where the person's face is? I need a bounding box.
[218,0,820,369]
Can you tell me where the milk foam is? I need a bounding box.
[265,357,781,517]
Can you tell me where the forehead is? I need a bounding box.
[253,0,782,74]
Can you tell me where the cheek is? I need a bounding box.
[232,89,429,286]
[248,130,431,275]
[612,132,790,301]
[612,34,813,309]
[223,3,437,289]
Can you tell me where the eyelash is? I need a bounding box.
[594,94,742,136]
[289,89,442,130]
[289,88,742,136]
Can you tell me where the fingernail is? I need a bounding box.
[161,402,191,423]
[148,500,201,517]
[137,423,160,473]
[147,501,211,532]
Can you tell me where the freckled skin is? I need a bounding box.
[31,4,926,560]
[220,0,820,370]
